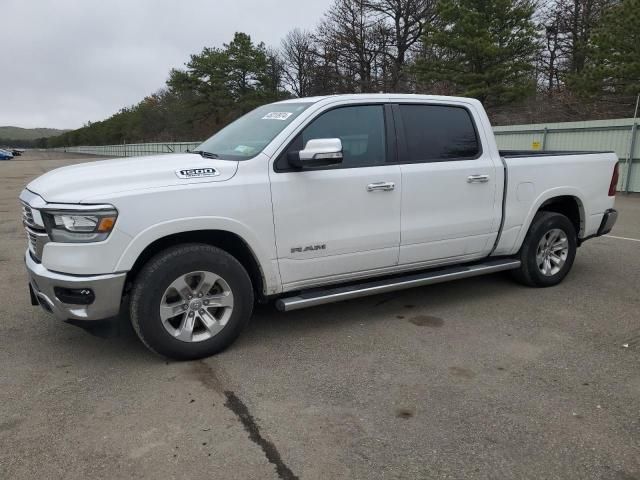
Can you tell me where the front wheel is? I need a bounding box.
[130,244,254,360]
[512,211,577,287]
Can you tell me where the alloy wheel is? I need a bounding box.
[159,271,234,342]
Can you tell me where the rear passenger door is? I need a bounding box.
[393,103,501,266]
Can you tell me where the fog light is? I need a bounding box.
[54,287,95,305]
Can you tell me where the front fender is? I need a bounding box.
[115,216,282,295]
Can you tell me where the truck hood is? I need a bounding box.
[26,153,239,203]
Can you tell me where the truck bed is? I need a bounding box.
[492,150,618,256]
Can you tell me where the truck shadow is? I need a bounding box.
[66,271,527,359]
[240,271,520,347]
[66,302,136,340]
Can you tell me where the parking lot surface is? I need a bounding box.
[1,150,639,479]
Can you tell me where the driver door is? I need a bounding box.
[269,104,401,289]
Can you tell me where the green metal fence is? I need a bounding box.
[54,142,201,158]
[53,117,639,192]
[494,118,639,192]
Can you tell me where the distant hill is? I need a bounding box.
[0,126,70,141]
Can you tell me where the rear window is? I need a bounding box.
[399,105,480,162]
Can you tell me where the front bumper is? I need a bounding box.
[25,250,126,321]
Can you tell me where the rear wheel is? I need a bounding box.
[130,244,254,360]
[512,211,577,287]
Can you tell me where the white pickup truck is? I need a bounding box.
[20,94,619,359]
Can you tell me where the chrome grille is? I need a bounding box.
[24,225,48,262]
[22,203,35,227]
[21,202,48,261]
[27,229,38,250]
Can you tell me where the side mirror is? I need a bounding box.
[288,138,343,169]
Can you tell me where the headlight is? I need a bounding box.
[41,207,118,243]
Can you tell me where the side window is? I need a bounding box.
[277,105,386,170]
[399,105,480,162]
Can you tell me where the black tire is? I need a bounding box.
[511,211,577,287]
[130,243,254,360]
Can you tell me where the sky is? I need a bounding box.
[0,0,331,129]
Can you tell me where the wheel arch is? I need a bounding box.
[119,222,280,298]
[513,189,586,254]
[538,195,584,238]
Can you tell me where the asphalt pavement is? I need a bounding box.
[1,150,638,479]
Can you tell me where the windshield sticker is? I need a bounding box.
[234,145,256,155]
[262,112,293,121]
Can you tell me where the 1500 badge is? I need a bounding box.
[175,168,220,179]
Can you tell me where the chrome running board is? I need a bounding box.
[275,258,521,312]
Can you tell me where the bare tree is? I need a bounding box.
[265,47,286,99]
[537,2,563,93]
[308,21,351,94]
[560,0,614,75]
[365,0,436,91]
[321,0,390,93]
[537,0,617,93]
[280,29,316,97]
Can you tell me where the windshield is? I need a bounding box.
[195,102,312,160]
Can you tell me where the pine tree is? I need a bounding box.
[415,0,539,106]
[573,0,640,97]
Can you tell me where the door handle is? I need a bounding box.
[367,181,395,192]
[467,174,490,184]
